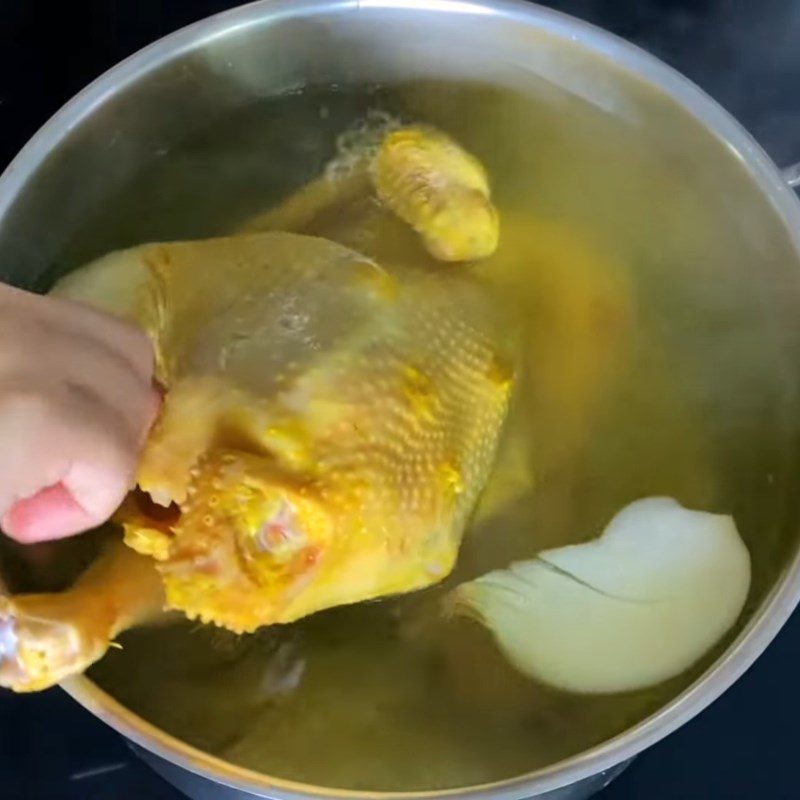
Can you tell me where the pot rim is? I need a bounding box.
[4,0,800,797]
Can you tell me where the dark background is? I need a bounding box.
[1,1,799,798]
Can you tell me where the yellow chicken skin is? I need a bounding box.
[115,232,513,633]
[0,122,513,691]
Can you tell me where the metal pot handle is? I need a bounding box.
[784,163,800,189]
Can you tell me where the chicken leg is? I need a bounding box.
[0,535,164,692]
[239,122,499,265]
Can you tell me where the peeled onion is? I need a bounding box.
[452,497,751,694]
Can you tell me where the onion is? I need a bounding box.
[452,497,751,693]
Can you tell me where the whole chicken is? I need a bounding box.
[0,122,513,691]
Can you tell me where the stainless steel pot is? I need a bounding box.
[2,1,800,798]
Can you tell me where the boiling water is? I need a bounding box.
[69,80,800,790]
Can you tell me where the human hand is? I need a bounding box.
[0,282,159,543]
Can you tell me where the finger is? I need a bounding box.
[0,386,136,541]
[48,331,158,447]
[0,389,69,517]
[0,378,158,524]
[58,388,142,533]
[1,482,92,544]
[0,296,155,405]
[11,286,157,385]
[138,383,162,446]
[50,296,156,384]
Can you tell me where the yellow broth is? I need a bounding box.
[73,80,800,790]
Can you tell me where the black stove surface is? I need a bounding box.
[1,2,799,799]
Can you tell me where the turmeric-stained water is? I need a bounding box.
[84,80,800,791]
